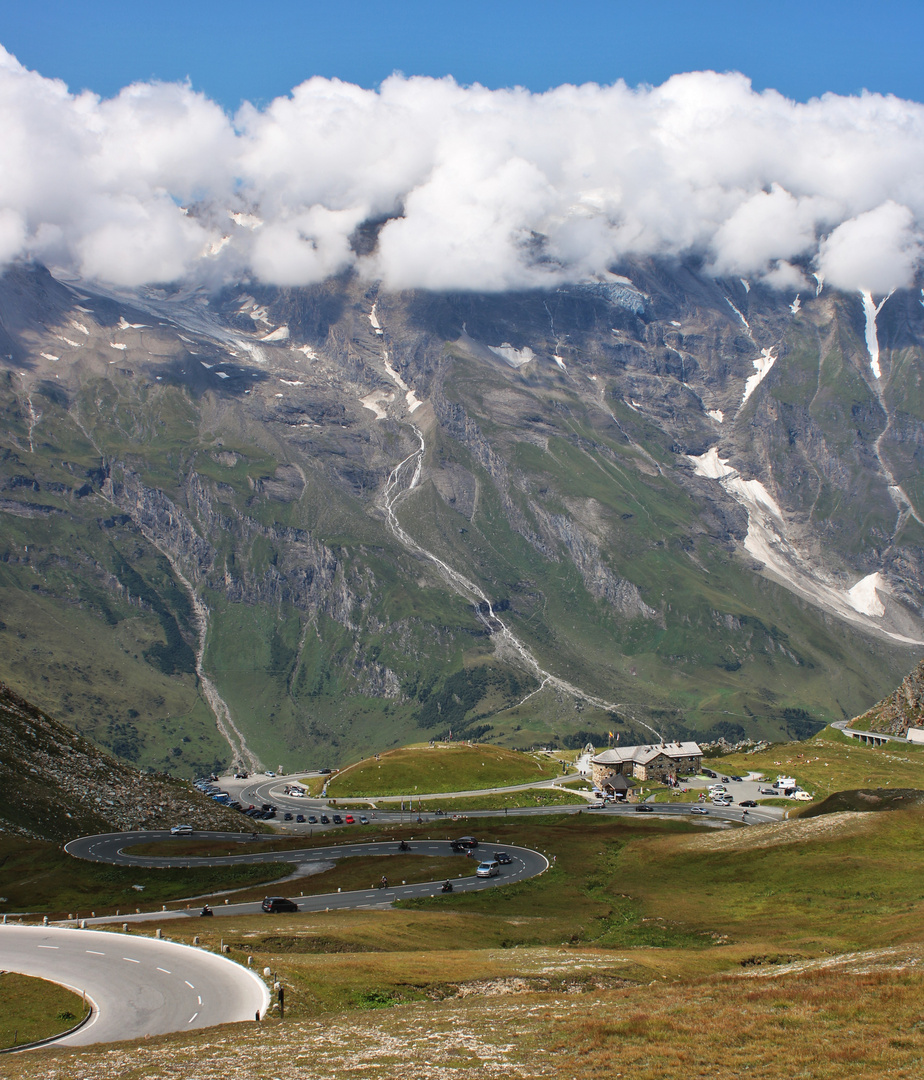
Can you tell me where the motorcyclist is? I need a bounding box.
[199,905,213,916]
[379,875,388,889]
[441,880,453,892]
[399,840,409,851]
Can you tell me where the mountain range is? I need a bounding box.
[1,256,922,774]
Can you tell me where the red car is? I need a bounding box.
[345,814,355,824]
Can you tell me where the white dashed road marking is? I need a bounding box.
[38,945,59,949]
[123,957,140,963]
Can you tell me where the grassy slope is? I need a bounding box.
[6,806,924,1078]
[717,725,924,799]
[0,974,87,1049]
[5,723,924,1076]
[318,743,560,797]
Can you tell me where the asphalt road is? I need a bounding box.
[0,924,269,1047]
[62,835,550,923]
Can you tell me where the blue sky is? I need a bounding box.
[2,0,923,109]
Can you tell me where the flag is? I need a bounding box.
[608,730,614,739]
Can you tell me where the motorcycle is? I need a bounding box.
[398,840,410,851]
[441,881,453,893]
[199,906,214,917]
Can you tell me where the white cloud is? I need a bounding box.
[816,201,922,294]
[1,47,923,293]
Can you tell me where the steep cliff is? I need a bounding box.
[853,660,924,737]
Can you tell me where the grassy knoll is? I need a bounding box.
[0,974,88,1050]
[337,787,587,811]
[313,743,559,798]
[0,836,295,918]
[718,725,924,799]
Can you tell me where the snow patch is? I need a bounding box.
[790,295,801,315]
[360,390,395,419]
[687,450,919,643]
[552,354,567,371]
[707,409,724,423]
[670,320,682,327]
[406,389,423,413]
[260,325,290,342]
[71,320,90,335]
[118,317,147,329]
[368,303,382,332]
[813,273,824,296]
[740,278,750,293]
[200,361,214,369]
[56,335,82,347]
[215,371,230,379]
[741,347,777,405]
[279,378,303,386]
[847,573,886,617]
[295,344,318,360]
[40,352,59,361]
[688,446,736,481]
[109,342,127,351]
[859,290,892,380]
[490,343,535,368]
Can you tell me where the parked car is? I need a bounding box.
[308,815,318,824]
[359,816,369,824]
[320,815,330,824]
[739,800,757,807]
[261,896,298,913]
[475,861,499,878]
[345,814,355,824]
[730,775,743,782]
[234,771,249,779]
[701,769,717,779]
[318,768,332,775]
[721,776,731,783]
[295,814,305,823]
[265,771,275,777]
[793,791,814,801]
[170,824,193,835]
[759,787,777,795]
[494,851,512,864]
[332,814,343,824]
[283,812,293,821]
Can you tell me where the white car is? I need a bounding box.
[793,791,814,801]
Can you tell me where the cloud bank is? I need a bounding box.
[2,45,923,295]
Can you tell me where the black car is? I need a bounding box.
[261,896,299,913]
[702,769,717,779]
[730,775,743,782]
[635,804,654,812]
[296,814,306,823]
[283,812,293,821]
[318,768,332,775]
[307,815,318,824]
[454,836,478,847]
[494,851,512,864]
[332,814,343,824]
[320,814,330,824]
[739,800,757,807]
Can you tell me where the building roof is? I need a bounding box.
[592,741,702,767]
